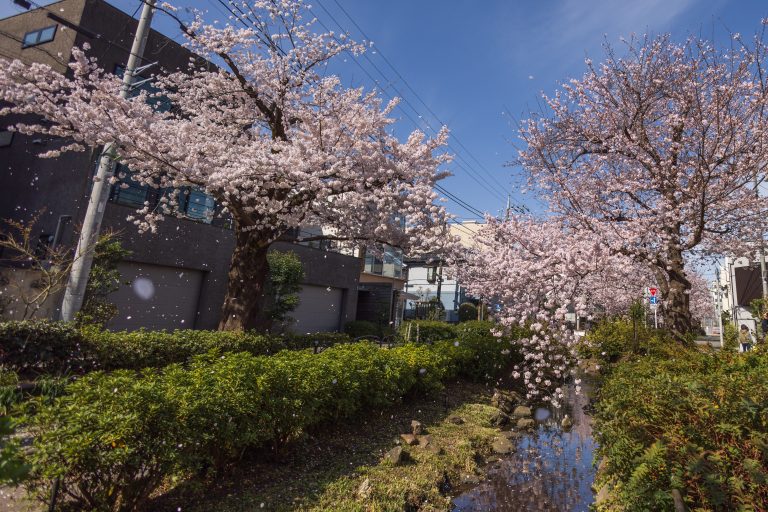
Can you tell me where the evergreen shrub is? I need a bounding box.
[23,332,520,510]
[0,321,352,376]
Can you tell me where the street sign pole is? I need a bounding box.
[647,287,660,329]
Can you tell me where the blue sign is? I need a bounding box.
[649,296,658,305]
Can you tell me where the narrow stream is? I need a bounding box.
[452,380,596,511]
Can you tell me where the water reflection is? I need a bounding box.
[452,381,596,511]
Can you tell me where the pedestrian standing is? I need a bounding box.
[739,324,753,352]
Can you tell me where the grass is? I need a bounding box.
[150,380,501,512]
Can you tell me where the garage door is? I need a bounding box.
[291,285,343,333]
[107,262,204,331]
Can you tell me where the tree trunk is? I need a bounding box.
[665,276,692,342]
[218,229,272,331]
[661,248,693,343]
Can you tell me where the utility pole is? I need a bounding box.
[60,0,156,321]
[711,276,724,347]
[435,259,443,318]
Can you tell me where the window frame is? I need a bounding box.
[22,25,57,48]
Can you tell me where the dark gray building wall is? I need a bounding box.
[0,0,359,330]
[272,241,360,330]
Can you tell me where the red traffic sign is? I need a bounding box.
[649,287,658,297]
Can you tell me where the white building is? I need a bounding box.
[403,221,483,322]
[715,256,765,334]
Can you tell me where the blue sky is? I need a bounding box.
[2,0,768,220]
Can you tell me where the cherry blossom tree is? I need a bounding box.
[461,217,640,403]
[519,33,768,340]
[461,215,715,401]
[0,0,452,330]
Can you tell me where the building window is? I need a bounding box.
[364,245,403,279]
[109,164,216,224]
[109,164,158,208]
[22,25,57,48]
[180,189,216,223]
[0,130,13,147]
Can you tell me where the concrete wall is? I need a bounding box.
[0,267,62,320]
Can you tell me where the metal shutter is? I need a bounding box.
[107,262,203,331]
[290,285,343,333]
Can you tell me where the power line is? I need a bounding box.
[312,1,509,204]
[435,184,485,218]
[312,1,506,202]
[326,0,513,194]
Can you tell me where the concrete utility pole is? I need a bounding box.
[60,0,156,321]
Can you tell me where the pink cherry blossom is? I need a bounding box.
[519,34,768,340]
[0,0,456,330]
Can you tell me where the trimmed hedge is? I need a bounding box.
[0,321,352,376]
[0,321,94,377]
[22,333,519,511]
[457,302,478,322]
[594,349,768,511]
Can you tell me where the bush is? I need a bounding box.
[343,320,380,338]
[0,416,29,485]
[0,371,68,416]
[0,321,93,378]
[722,322,739,352]
[265,250,304,330]
[594,350,768,510]
[578,319,675,366]
[0,321,353,375]
[75,233,131,328]
[398,320,456,343]
[22,329,519,510]
[457,302,478,322]
[83,327,289,370]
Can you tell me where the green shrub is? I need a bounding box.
[0,416,29,485]
[1,321,352,375]
[454,320,494,337]
[457,302,478,322]
[24,370,181,511]
[722,322,739,352]
[579,319,674,365]
[0,321,93,378]
[22,328,519,510]
[265,250,304,330]
[75,233,131,329]
[83,327,288,370]
[594,350,768,510]
[343,320,380,338]
[398,320,456,343]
